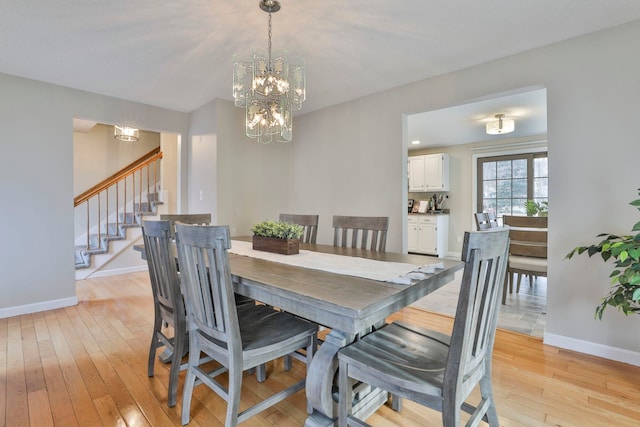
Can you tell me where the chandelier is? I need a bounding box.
[114,126,139,142]
[233,0,305,143]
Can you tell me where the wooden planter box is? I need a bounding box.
[252,236,300,255]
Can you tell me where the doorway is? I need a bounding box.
[404,87,548,337]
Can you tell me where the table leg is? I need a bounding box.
[304,329,388,427]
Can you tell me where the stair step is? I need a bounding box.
[75,191,162,271]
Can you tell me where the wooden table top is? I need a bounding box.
[228,238,463,334]
[134,237,463,334]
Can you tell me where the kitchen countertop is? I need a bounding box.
[409,210,449,215]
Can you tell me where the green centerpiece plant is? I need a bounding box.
[565,189,640,319]
[251,220,304,255]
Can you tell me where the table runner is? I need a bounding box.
[229,240,443,283]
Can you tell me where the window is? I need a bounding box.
[477,152,548,218]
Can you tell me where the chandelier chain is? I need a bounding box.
[268,12,273,67]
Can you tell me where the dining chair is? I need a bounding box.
[474,212,490,231]
[337,227,510,427]
[279,213,319,244]
[475,212,499,231]
[332,215,389,251]
[502,215,547,304]
[160,213,212,239]
[141,218,187,408]
[486,212,499,228]
[174,222,318,426]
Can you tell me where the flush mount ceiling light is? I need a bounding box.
[232,0,305,144]
[114,125,139,142]
[486,114,515,135]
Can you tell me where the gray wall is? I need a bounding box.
[285,21,640,361]
[0,73,188,314]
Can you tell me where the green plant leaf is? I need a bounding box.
[633,288,640,301]
[620,251,629,263]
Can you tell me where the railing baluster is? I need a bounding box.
[86,200,90,251]
[97,191,101,249]
[138,168,142,215]
[116,181,119,230]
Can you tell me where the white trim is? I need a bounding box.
[544,332,640,367]
[0,296,78,319]
[88,265,148,278]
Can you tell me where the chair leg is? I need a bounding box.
[225,364,243,427]
[148,314,162,377]
[391,394,403,411]
[256,363,266,383]
[479,374,499,426]
[167,329,185,407]
[181,343,199,425]
[338,359,351,427]
[284,354,293,371]
[306,334,317,414]
[502,273,509,305]
[441,398,461,427]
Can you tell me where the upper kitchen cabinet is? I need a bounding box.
[408,153,449,192]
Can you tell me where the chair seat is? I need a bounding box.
[339,322,451,398]
[200,304,317,358]
[508,255,547,274]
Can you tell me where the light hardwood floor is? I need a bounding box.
[1,271,639,426]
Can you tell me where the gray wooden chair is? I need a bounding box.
[475,212,499,231]
[486,212,499,228]
[332,215,389,251]
[474,212,490,230]
[160,213,211,239]
[174,222,318,426]
[502,215,547,304]
[161,213,257,308]
[338,227,510,427]
[141,218,186,408]
[279,213,319,244]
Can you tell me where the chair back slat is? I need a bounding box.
[279,213,319,244]
[160,213,212,238]
[445,228,510,397]
[175,223,240,350]
[332,215,389,251]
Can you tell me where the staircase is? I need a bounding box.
[74,147,163,279]
[74,193,161,269]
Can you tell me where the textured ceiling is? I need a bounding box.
[3,1,640,116]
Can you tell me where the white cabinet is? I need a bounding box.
[407,215,419,252]
[408,214,449,258]
[408,153,450,192]
[408,156,426,192]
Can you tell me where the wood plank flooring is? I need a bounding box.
[1,271,639,426]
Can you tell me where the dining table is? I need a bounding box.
[134,236,463,426]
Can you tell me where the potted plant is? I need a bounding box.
[251,220,304,255]
[565,189,640,319]
[524,199,548,216]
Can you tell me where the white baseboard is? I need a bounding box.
[544,332,640,367]
[88,265,148,278]
[0,296,78,319]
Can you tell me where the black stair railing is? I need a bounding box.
[74,147,163,252]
